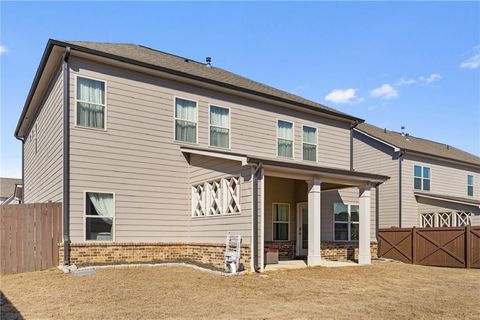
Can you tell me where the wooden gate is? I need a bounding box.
[378,226,480,269]
[0,202,62,275]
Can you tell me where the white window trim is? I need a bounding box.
[301,125,318,162]
[173,96,199,145]
[272,203,290,241]
[414,165,431,191]
[467,175,474,197]
[74,74,108,131]
[276,119,294,159]
[83,190,116,242]
[208,104,231,149]
[333,203,359,242]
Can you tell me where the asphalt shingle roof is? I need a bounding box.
[64,41,358,121]
[356,123,480,167]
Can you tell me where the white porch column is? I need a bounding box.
[358,185,372,265]
[307,178,322,266]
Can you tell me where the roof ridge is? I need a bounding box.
[135,44,207,66]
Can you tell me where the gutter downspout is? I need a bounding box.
[349,121,359,171]
[252,162,263,272]
[63,46,71,266]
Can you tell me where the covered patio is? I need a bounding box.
[180,146,388,272]
[256,159,388,270]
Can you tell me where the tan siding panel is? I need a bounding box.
[23,64,63,203]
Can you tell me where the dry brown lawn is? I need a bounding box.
[1,262,479,319]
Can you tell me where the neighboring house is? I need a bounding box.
[353,123,480,229]
[15,39,389,271]
[0,178,23,204]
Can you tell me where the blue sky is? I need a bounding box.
[1,2,479,178]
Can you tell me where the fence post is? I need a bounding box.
[466,224,471,269]
[412,227,417,265]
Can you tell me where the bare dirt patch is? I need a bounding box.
[1,262,479,319]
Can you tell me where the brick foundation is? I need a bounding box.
[264,241,296,260]
[321,242,378,261]
[59,242,251,272]
[264,241,378,261]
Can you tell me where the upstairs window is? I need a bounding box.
[277,120,294,158]
[209,105,230,148]
[302,125,317,161]
[76,76,106,129]
[175,97,197,143]
[334,203,359,241]
[414,165,431,191]
[85,192,114,241]
[468,175,474,196]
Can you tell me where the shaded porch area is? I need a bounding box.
[259,163,386,270]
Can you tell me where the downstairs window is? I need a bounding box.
[334,203,359,241]
[85,192,115,241]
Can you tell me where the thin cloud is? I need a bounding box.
[324,88,359,104]
[0,45,8,55]
[396,78,416,86]
[460,45,480,69]
[370,84,398,99]
[419,73,441,84]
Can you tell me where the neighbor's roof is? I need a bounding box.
[356,123,480,167]
[14,40,363,139]
[0,178,22,199]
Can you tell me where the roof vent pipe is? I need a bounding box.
[206,57,212,67]
[401,126,406,137]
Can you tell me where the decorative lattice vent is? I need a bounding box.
[192,176,241,217]
[420,211,472,228]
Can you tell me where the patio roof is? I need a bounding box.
[180,146,389,185]
[414,191,480,208]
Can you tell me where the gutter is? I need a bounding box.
[252,162,263,272]
[62,46,71,266]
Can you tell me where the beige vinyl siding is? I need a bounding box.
[68,57,190,242]
[23,64,63,203]
[67,56,353,243]
[188,154,253,244]
[402,155,480,227]
[353,131,399,227]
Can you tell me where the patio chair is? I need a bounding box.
[224,232,242,273]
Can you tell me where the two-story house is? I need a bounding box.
[15,40,388,272]
[353,123,480,229]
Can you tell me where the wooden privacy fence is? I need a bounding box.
[378,226,480,269]
[0,202,62,275]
